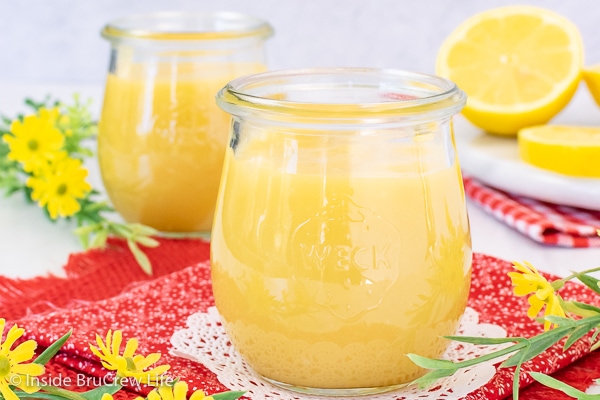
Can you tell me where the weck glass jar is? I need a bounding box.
[212,68,473,395]
[98,12,272,233]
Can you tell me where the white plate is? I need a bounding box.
[454,115,600,211]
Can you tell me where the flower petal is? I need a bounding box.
[172,381,188,400]
[527,295,545,319]
[9,340,37,363]
[0,381,19,400]
[158,385,175,400]
[148,389,162,400]
[134,353,161,370]
[111,331,123,356]
[123,338,139,358]
[1,325,24,354]
[11,362,45,377]
[190,390,207,400]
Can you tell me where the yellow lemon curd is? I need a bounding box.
[98,62,265,232]
[211,128,472,389]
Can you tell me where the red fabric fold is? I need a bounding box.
[0,237,210,321]
[463,176,600,248]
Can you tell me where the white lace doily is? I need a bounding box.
[170,307,511,399]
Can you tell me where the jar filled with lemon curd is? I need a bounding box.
[212,68,472,395]
[98,12,272,233]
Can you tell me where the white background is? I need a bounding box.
[2,0,600,85]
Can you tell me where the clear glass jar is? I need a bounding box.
[98,12,272,233]
[212,68,472,395]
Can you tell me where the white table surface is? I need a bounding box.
[1,81,599,280]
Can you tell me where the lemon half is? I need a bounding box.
[437,6,584,135]
[518,125,600,178]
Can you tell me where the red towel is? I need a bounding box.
[464,176,600,248]
[2,238,600,399]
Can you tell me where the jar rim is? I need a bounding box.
[101,11,273,41]
[216,68,467,125]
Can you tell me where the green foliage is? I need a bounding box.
[0,97,159,275]
[408,265,600,399]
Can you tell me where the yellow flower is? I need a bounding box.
[101,394,144,400]
[89,330,170,385]
[0,319,45,400]
[148,381,214,400]
[100,383,215,400]
[508,261,566,330]
[2,107,64,173]
[26,155,91,219]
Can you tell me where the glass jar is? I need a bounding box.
[98,12,272,233]
[212,68,472,395]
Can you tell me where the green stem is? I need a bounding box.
[448,341,528,369]
[559,265,600,285]
[40,385,87,400]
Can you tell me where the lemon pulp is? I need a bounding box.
[437,6,584,135]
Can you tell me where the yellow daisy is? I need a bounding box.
[148,381,214,400]
[0,319,45,400]
[89,330,170,385]
[26,155,92,219]
[508,261,566,330]
[2,107,64,173]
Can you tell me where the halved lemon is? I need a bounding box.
[518,125,600,178]
[583,65,600,107]
[437,6,584,136]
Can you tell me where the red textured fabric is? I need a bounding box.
[519,351,600,399]
[0,237,210,321]
[2,239,600,399]
[464,176,600,248]
[4,250,600,400]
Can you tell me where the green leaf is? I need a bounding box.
[80,384,122,400]
[572,271,600,295]
[90,229,108,249]
[502,326,572,368]
[14,393,75,400]
[410,368,458,389]
[529,372,600,399]
[507,341,533,400]
[543,315,577,327]
[564,322,599,350]
[134,235,160,248]
[212,391,247,400]
[406,354,458,370]
[572,301,600,315]
[129,223,159,237]
[110,223,132,239]
[34,330,72,365]
[444,335,524,345]
[127,239,153,275]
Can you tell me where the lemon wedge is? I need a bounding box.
[437,6,584,136]
[583,65,600,107]
[518,125,600,178]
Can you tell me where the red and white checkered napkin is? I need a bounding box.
[463,176,600,248]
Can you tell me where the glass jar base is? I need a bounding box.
[262,376,406,397]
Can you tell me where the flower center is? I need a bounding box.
[56,183,67,195]
[27,140,39,151]
[0,355,10,377]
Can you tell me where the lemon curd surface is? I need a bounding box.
[98,62,266,232]
[211,128,472,389]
